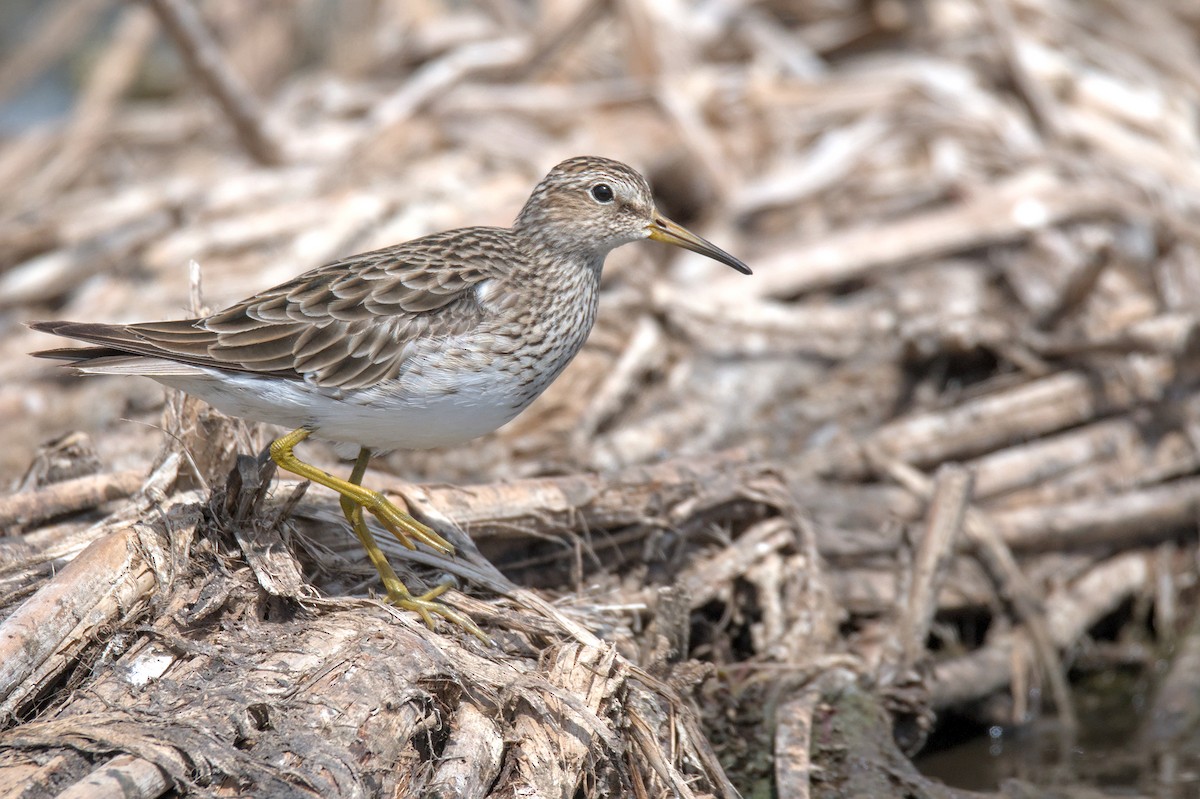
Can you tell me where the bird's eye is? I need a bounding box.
[590,183,615,204]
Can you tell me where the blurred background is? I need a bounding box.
[2,0,1200,794]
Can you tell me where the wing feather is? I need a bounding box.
[31,228,516,390]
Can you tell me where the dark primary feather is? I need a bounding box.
[32,229,518,390]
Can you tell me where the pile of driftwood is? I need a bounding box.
[2,0,1200,796]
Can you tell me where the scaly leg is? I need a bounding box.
[272,429,487,642]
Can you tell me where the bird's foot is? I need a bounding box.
[381,576,489,644]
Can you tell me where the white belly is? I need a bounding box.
[151,365,532,450]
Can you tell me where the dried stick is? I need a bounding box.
[361,36,529,143]
[1033,242,1112,329]
[773,687,821,799]
[992,476,1200,552]
[964,511,1079,734]
[400,451,768,543]
[145,0,283,165]
[977,0,1066,139]
[56,754,170,799]
[662,518,794,608]
[799,357,1174,480]
[896,465,972,675]
[425,703,505,797]
[870,451,1078,732]
[966,417,1145,502]
[0,469,144,531]
[0,212,173,309]
[512,0,607,80]
[932,552,1148,709]
[0,524,162,717]
[570,315,665,448]
[716,172,1132,300]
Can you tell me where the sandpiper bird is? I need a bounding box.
[31,156,751,637]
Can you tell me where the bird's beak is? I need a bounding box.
[647,214,752,275]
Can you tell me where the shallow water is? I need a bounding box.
[916,668,1200,796]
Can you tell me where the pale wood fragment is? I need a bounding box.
[773,687,821,799]
[797,358,1174,480]
[992,476,1200,552]
[895,465,972,675]
[426,703,504,799]
[0,469,143,531]
[715,173,1133,300]
[56,754,170,799]
[505,644,620,798]
[0,521,169,718]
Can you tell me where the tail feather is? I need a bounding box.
[29,319,300,381]
[29,319,215,368]
[29,345,131,363]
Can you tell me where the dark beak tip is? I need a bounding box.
[722,256,752,275]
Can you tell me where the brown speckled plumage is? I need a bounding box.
[33,156,749,450]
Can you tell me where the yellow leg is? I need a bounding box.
[270,427,453,555]
[272,428,488,642]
